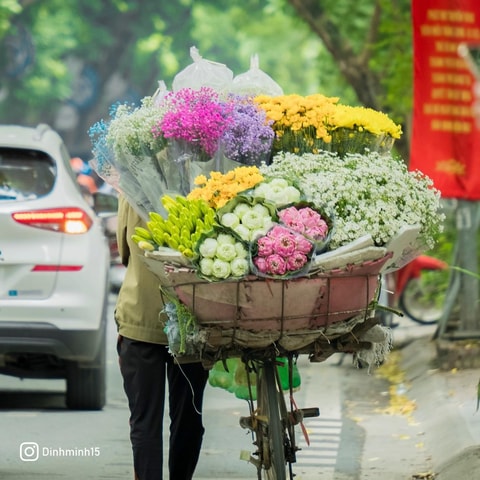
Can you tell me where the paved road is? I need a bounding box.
[0,293,437,479]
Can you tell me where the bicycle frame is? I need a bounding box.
[239,352,319,480]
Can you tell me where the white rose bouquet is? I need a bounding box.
[216,196,276,242]
[195,229,250,280]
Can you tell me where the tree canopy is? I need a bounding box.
[0,0,412,159]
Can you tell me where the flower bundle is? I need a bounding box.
[220,96,274,166]
[254,93,338,155]
[187,165,264,209]
[106,97,167,160]
[254,93,402,156]
[278,206,328,241]
[152,87,234,160]
[89,97,169,219]
[261,151,443,250]
[251,225,314,278]
[278,203,332,253]
[196,230,250,280]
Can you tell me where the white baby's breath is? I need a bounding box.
[106,96,167,159]
[261,151,444,250]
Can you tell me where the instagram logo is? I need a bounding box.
[20,442,39,462]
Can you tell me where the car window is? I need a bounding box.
[0,147,56,201]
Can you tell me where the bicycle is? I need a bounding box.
[146,251,391,480]
[377,255,448,327]
[208,314,380,480]
[237,351,318,480]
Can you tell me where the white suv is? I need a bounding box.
[0,124,111,410]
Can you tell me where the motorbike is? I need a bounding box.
[377,254,448,327]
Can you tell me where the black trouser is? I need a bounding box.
[117,336,209,480]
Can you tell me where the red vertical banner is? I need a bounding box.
[410,0,480,199]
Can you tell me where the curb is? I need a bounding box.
[400,336,480,478]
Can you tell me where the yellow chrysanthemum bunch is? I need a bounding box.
[328,104,402,139]
[254,93,339,140]
[187,166,264,209]
[254,93,402,156]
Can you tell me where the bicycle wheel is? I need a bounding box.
[256,359,287,480]
[399,269,448,325]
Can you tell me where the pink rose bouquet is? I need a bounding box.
[278,203,333,253]
[251,225,314,278]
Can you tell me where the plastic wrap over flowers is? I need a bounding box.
[172,46,233,92]
[89,86,274,219]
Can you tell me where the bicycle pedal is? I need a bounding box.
[300,407,320,418]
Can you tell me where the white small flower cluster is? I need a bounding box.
[198,232,249,279]
[219,202,274,242]
[107,96,167,158]
[262,151,444,250]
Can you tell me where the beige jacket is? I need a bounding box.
[114,196,167,344]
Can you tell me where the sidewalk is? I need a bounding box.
[399,333,480,478]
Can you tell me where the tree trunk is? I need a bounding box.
[287,0,411,161]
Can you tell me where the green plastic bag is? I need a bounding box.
[208,357,301,400]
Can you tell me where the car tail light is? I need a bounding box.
[12,208,93,234]
[31,265,83,272]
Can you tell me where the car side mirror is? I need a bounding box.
[92,192,119,217]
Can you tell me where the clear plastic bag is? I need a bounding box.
[231,54,283,96]
[172,46,233,92]
[152,80,169,106]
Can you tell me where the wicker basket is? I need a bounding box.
[143,252,391,354]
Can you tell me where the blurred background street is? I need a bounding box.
[2,293,475,480]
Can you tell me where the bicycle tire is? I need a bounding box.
[399,276,444,325]
[257,359,287,480]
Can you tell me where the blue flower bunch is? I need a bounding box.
[88,116,113,175]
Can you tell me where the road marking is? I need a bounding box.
[289,359,344,478]
[295,416,342,469]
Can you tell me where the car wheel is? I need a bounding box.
[65,332,106,410]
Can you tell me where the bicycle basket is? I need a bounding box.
[144,253,391,351]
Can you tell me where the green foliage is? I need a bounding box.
[0,0,21,39]
[190,0,355,100]
[0,0,409,151]
[372,0,413,124]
